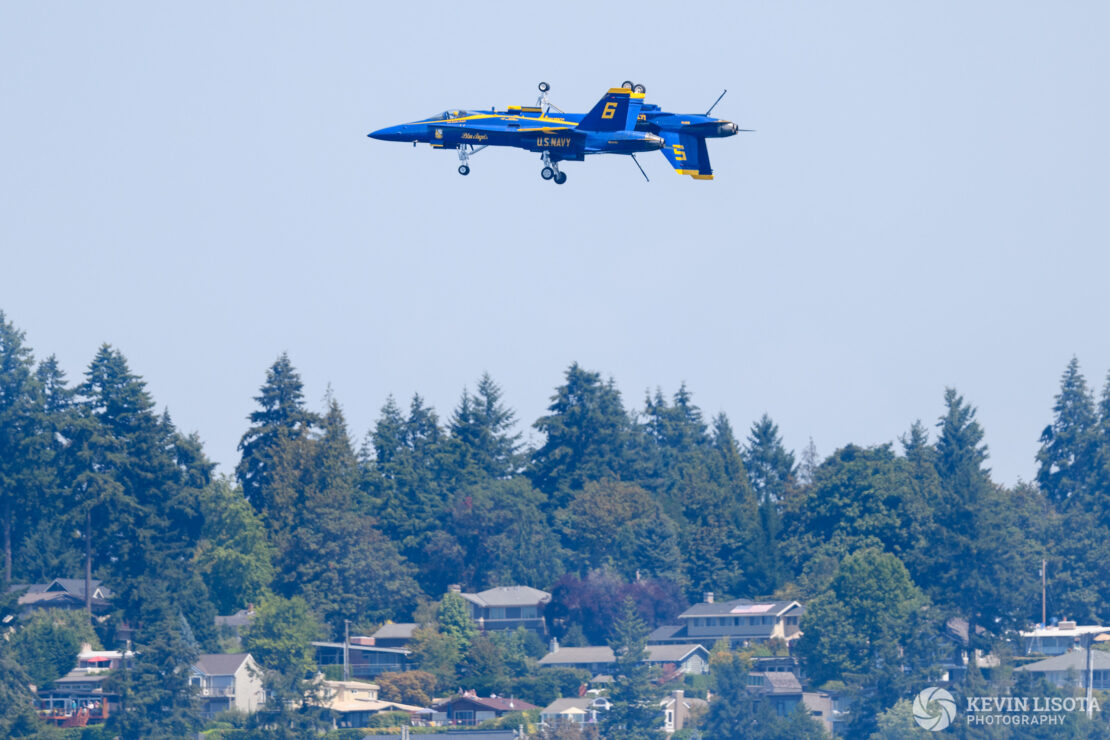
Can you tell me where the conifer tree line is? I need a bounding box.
[5,309,1110,735]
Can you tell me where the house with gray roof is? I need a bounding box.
[537,644,709,676]
[450,585,550,635]
[190,653,265,718]
[13,578,113,615]
[369,622,419,648]
[539,696,610,727]
[1015,648,1110,689]
[647,593,803,648]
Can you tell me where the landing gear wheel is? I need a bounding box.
[621,80,634,90]
[553,172,567,185]
[458,165,470,176]
[633,83,646,94]
[541,166,554,180]
[538,81,550,92]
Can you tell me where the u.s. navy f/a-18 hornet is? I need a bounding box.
[368,82,747,184]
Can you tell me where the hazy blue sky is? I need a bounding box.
[3,2,1108,485]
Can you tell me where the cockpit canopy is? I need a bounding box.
[430,110,477,121]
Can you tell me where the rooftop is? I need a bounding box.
[459,586,551,608]
[679,598,801,619]
[195,653,251,676]
[1016,648,1110,673]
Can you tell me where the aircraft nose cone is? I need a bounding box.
[368,125,407,142]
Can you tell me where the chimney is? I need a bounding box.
[704,592,714,604]
[673,689,684,701]
[448,584,462,594]
[549,637,559,653]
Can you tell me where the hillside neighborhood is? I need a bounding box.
[5,315,1110,739]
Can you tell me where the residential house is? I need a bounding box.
[451,585,551,635]
[803,690,852,737]
[313,641,411,678]
[1020,622,1110,656]
[648,593,803,649]
[35,644,133,726]
[190,653,265,718]
[537,644,709,676]
[660,689,707,734]
[315,679,430,728]
[369,622,419,649]
[746,671,804,717]
[1015,648,1110,690]
[13,578,113,615]
[433,691,537,726]
[539,696,610,726]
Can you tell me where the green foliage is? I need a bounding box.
[375,670,437,707]
[531,363,635,500]
[1037,357,1098,507]
[436,591,478,653]
[409,624,460,690]
[798,548,936,737]
[559,480,684,584]
[601,598,663,740]
[242,593,320,678]
[10,608,100,686]
[194,479,275,615]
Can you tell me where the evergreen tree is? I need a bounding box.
[742,414,794,594]
[437,591,479,654]
[236,353,318,510]
[601,597,663,740]
[743,413,796,503]
[10,608,100,686]
[445,373,522,482]
[0,312,41,582]
[531,363,633,502]
[932,389,1040,664]
[1036,357,1098,507]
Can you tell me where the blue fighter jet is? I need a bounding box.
[368,82,744,184]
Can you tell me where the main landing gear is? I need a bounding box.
[540,151,567,185]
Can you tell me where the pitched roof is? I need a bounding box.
[679,598,801,619]
[459,586,552,607]
[646,644,707,663]
[437,694,538,712]
[539,646,614,665]
[194,653,251,676]
[752,671,803,694]
[538,644,706,666]
[541,697,593,714]
[371,622,419,639]
[647,624,686,641]
[1016,648,1110,673]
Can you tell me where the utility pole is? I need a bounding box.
[1041,559,1047,626]
[343,619,351,682]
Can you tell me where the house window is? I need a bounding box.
[455,710,475,725]
[521,606,538,619]
[488,607,506,620]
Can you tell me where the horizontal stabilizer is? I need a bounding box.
[660,132,714,179]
